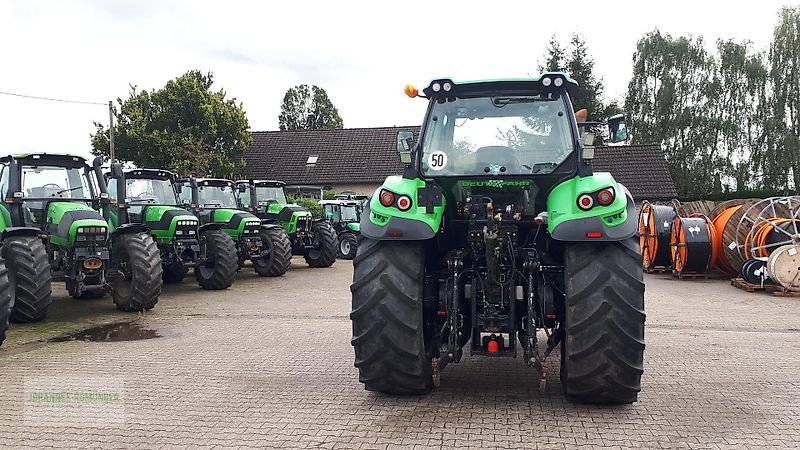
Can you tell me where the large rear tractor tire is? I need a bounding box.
[0,258,13,347]
[562,236,646,404]
[304,221,337,268]
[338,232,358,260]
[196,230,238,290]
[350,237,432,394]
[111,232,163,312]
[253,226,292,277]
[162,261,188,284]
[2,236,52,323]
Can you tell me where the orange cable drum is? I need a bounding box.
[639,202,675,270]
[711,205,742,275]
[670,216,713,275]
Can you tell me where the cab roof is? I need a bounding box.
[319,199,361,206]
[124,168,177,180]
[176,177,235,187]
[235,179,286,187]
[422,72,578,98]
[1,152,89,167]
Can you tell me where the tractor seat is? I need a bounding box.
[474,146,521,174]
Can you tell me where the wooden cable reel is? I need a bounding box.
[712,203,748,275]
[736,196,800,262]
[639,202,676,270]
[767,244,800,292]
[670,215,714,275]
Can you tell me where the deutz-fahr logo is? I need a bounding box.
[461,180,531,188]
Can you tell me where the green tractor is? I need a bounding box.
[0,153,162,321]
[237,180,337,268]
[103,166,238,290]
[0,257,12,347]
[350,74,645,404]
[176,177,292,277]
[319,199,362,260]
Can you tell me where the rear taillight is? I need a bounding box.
[396,195,412,211]
[597,188,615,206]
[577,194,594,210]
[379,190,395,207]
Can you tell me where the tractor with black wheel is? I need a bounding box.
[102,165,238,290]
[350,73,645,404]
[0,257,12,347]
[176,177,292,277]
[237,179,338,268]
[0,153,162,319]
[319,199,361,259]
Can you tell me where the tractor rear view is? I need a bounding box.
[0,153,162,319]
[350,74,645,404]
[237,180,337,268]
[320,199,362,259]
[103,166,238,290]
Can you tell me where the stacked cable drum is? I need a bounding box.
[638,202,676,272]
[669,214,715,276]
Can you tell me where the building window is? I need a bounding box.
[306,155,319,165]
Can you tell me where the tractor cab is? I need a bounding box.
[319,199,362,260]
[108,169,182,224]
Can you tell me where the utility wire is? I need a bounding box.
[0,90,106,106]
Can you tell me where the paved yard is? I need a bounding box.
[1,258,799,449]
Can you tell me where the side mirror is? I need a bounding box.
[582,132,596,160]
[175,184,182,194]
[396,131,414,166]
[237,184,247,193]
[110,162,124,179]
[607,114,629,143]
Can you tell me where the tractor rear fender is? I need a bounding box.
[111,223,149,238]
[360,176,445,241]
[1,226,42,241]
[198,222,223,233]
[547,173,637,242]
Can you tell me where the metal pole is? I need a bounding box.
[108,100,115,163]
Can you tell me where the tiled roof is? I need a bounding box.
[242,128,676,200]
[242,126,419,184]
[591,144,678,200]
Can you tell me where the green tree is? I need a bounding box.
[565,34,606,119]
[625,31,715,197]
[768,6,800,190]
[539,34,566,72]
[91,70,251,177]
[278,85,343,131]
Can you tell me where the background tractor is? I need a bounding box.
[0,257,12,347]
[0,153,161,320]
[103,166,238,290]
[350,74,645,404]
[176,177,292,277]
[319,199,361,259]
[237,179,337,268]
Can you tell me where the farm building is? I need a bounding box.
[241,126,677,200]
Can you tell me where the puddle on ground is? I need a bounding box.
[49,322,161,343]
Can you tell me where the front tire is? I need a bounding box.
[562,236,646,404]
[350,237,432,394]
[304,221,337,268]
[253,226,292,277]
[2,236,52,323]
[338,232,358,260]
[111,233,163,312]
[0,258,13,347]
[196,230,238,290]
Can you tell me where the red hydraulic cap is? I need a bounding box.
[487,340,500,353]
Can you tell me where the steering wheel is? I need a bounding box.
[42,183,63,190]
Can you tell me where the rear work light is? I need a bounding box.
[379,190,395,207]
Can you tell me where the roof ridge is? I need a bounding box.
[251,125,420,135]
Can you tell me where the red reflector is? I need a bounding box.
[437,310,447,316]
[487,340,500,353]
[546,314,556,319]
[379,190,395,207]
[586,232,603,238]
[387,230,403,238]
[578,194,594,210]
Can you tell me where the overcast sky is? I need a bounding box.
[0,0,792,159]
